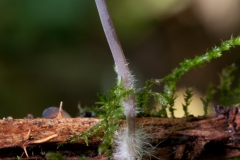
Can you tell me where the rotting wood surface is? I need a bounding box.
[0,106,240,159]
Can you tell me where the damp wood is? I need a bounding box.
[0,106,240,159]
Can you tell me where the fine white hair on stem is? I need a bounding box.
[113,128,145,160]
[95,0,138,159]
[114,63,135,89]
[113,125,162,160]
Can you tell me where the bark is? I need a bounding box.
[0,106,240,160]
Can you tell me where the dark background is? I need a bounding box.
[0,0,240,118]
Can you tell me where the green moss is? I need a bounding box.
[200,84,216,115]
[159,36,240,117]
[218,64,237,106]
[61,35,240,158]
[63,81,133,156]
[17,156,23,160]
[45,152,66,160]
[182,88,194,117]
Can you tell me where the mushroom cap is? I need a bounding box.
[42,106,71,118]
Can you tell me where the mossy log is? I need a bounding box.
[1,106,240,159]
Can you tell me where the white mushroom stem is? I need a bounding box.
[95,0,137,159]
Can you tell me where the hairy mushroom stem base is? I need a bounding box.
[95,0,138,159]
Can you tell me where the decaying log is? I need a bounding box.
[1,106,240,159]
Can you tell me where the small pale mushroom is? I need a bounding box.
[42,106,71,118]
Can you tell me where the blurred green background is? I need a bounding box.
[0,0,240,118]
